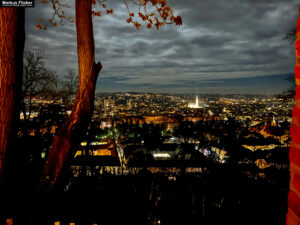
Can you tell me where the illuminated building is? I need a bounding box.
[271,115,277,127]
[188,95,208,109]
[152,152,171,158]
[73,139,120,167]
[104,99,115,117]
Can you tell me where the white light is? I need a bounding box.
[153,153,171,158]
[90,141,107,146]
[81,142,87,146]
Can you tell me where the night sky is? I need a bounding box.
[25,0,298,94]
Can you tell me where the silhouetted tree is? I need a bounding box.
[279,29,297,99]
[59,69,78,107]
[21,50,57,134]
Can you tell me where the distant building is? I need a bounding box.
[104,99,115,117]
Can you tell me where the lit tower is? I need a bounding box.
[188,95,208,109]
[188,95,200,108]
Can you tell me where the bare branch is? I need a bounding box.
[284,29,297,44]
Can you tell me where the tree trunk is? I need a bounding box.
[0,8,25,182]
[41,0,102,188]
[287,5,300,225]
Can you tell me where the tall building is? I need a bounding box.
[188,95,208,109]
[104,99,114,117]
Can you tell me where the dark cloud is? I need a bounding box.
[25,0,299,94]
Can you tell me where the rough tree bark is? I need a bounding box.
[42,0,102,187]
[287,5,300,225]
[0,8,25,182]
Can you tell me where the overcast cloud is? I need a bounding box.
[25,0,299,94]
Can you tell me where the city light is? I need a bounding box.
[153,153,171,158]
[91,141,108,145]
[81,141,87,146]
[188,95,208,109]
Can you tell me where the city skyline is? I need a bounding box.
[25,0,298,94]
